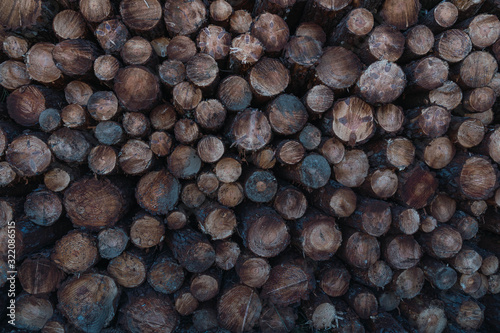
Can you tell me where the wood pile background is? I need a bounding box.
[0,0,500,331]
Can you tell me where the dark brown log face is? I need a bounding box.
[164,0,207,36]
[195,201,236,240]
[249,58,289,100]
[119,139,153,175]
[357,60,406,104]
[215,240,240,270]
[380,0,420,30]
[136,169,180,215]
[429,80,462,110]
[52,39,99,77]
[375,104,404,134]
[397,163,438,209]
[0,60,31,90]
[114,66,160,111]
[167,36,197,63]
[262,264,311,306]
[120,0,162,32]
[422,2,458,31]
[305,85,334,115]
[334,150,369,187]
[458,156,498,200]
[51,230,99,274]
[316,47,362,90]
[121,37,153,66]
[186,53,219,91]
[168,145,202,179]
[366,25,405,62]
[53,10,86,40]
[19,255,64,295]
[25,189,62,226]
[406,56,449,91]
[6,135,51,177]
[64,178,126,230]
[296,22,327,46]
[172,81,202,113]
[3,35,29,60]
[419,225,463,259]
[331,97,375,146]
[341,230,380,269]
[405,25,434,58]
[130,213,165,249]
[296,212,342,261]
[267,94,308,136]
[274,186,307,220]
[98,227,129,259]
[384,235,422,269]
[423,136,455,169]
[217,76,252,112]
[259,305,296,333]
[7,85,49,127]
[467,14,500,48]
[108,251,147,288]
[218,285,262,333]
[320,261,351,297]
[148,255,184,294]
[159,60,185,88]
[463,87,495,113]
[65,80,93,106]
[231,109,272,151]
[95,19,130,54]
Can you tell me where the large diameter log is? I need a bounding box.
[6,135,52,177]
[389,267,425,299]
[114,66,160,111]
[48,128,92,164]
[439,290,484,330]
[51,230,99,274]
[64,178,126,230]
[7,85,61,127]
[380,0,420,30]
[248,57,289,102]
[251,13,289,53]
[238,205,290,257]
[25,43,62,85]
[259,305,296,333]
[13,293,54,331]
[293,209,342,261]
[455,51,497,88]
[319,259,351,297]
[58,273,119,333]
[135,169,180,215]
[52,39,100,76]
[218,285,262,333]
[24,188,62,226]
[119,0,162,32]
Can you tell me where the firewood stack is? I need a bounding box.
[1,0,500,331]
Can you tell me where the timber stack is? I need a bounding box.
[1,0,500,331]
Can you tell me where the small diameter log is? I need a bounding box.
[167,145,202,179]
[163,0,206,36]
[123,112,151,138]
[449,211,479,240]
[18,254,64,295]
[210,0,232,24]
[329,8,373,46]
[420,136,456,170]
[120,37,154,66]
[190,268,222,301]
[172,82,202,114]
[51,230,99,274]
[383,235,422,270]
[24,189,62,226]
[108,251,147,288]
[266,94,308,136]
[402,25,434,61]
[360,168,398,199]
[458,272,489,298]
[238,205,290,258]
[118,139,153,175]
[304,85,334,115]
[97,227,129,260]
[119,0,162,32]
[48,128,92,164]
[405,56,449,91]
[378,291,400,312]
[380,0,420,30]
[218,285,262,333]
[159,60,185,88]
[422,2,458,32]
[417,225,463,259]
[315,46,362,90]
[331,97,375,146]
[174,285,199,316]
[0,60,31,91]
[217,76,252,113]
[130,213,165,249]
[13,294,53,331]
[396,162,438,209]
[460,200,487,217]
[333,149,369,187]
[230,109,272,152]
[420,256,458,290]
[197,25,231,60]
[319,137,344,165]
[79,0,112,23]
[145,255,182,296]
[88,145,117,175]
[283,36,322,92]
[251,13,289,54]
[195,201,236,240]
[53,10,86,40]
[165,209,188,230]
[114,66,159,112]
[449,118,485,149]
[360,25,405,64]
[275,140,305,165]
[303,291,343,330]
[399,297,447,333]
[463,87,496,113]
[248,57,289,102]
[193,303,218,332]
[64,80,93,106]
[280,154,331,189]
[174,119,201,145]
[430,193,456,223]
[456,51,497,88]
[344,197,392,237]
[249,148,276,169]
[236,253,270,288]
[262,262,314,306]
[87,91,119,122]
[375,104,405,134]
[61,104,88,129]
[389,267,425,299]
[2,35,28,60]
[292,209,342,261]
[229,33,264,73]
[296,22,327,46]
[230,10,252,34]
[197,135,224,163]
[344,284,378,320]
[52,39,100,77]
[215,240,240,270]
[319,260,351,297]
[357,60,406,104]
[95,121,124,145]
[197,171,220,195]
[351,260,393,288]
[434,29,472,63]
[445,246,482,275]
[439,154,498,200]
[218,182,244,207]
[95,19,130,54]
[0,162,17,187]
[259,305,296,333]
[135,169,180,215]
[149,131,172,157]
[186,53,219,92]
[6,135,51,177]
[243,169,277,203]
[339,228,380,269]
[167,36,197,63]
[298,124,322,150]
[167,228,215,273]
[64,178,126,230]
[215,157,242,183]
[273,186,307,220]
[301,0,352,34]
[122,290,179,333]
[25,43,62,85]
[194,100,226,131]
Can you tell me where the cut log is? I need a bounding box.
[167,228,215,273]
[6,135,52,177]
[108,251,147,288]
[218,285,262,333]
[420,256,458,290]
[51,230,99,274]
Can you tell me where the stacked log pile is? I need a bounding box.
[0,0,500,331]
